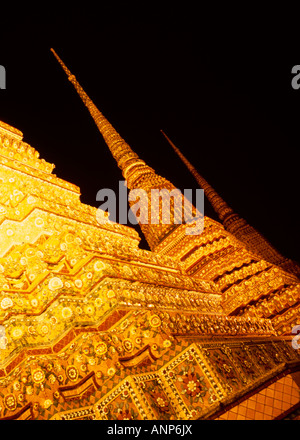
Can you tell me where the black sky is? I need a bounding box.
[0,4,299,261]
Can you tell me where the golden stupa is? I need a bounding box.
[0,50,298,420]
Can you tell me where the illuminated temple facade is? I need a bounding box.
[0,50,299,420]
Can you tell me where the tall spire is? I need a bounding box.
[51,49,195,250]
[160,130,234,223]
[51,49,144,179]
[161,130,300,275]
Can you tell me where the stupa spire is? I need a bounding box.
[50,48,145,179]
[160,130,233,223]
[161,130,300,275]
[51,49,196,251]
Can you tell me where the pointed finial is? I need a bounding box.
[50,48,143,174]
[51,48,72,77]
[50,48,93,108]
[51,50,190,250]
[160,130,233,222]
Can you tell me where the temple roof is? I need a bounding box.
[0,120,23,140]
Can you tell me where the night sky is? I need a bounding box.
[0,5,299,262]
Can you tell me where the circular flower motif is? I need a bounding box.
[11,327,23,340]
[107,367,116,376]
[143,330,151,338]
[208,388,218,404]
[43,399,53,409]
[95,342,108,356]
[35,217,44,227]
[75,279,83,288]
[25,248,35,258]
[50,316,57,325]
[40,325,49,335]
[26,386,33,396]
[31,298,38,307]
[102,406,109,414]
[13,381,21,391]
[48,277,63,291]
[28,326,36,335]
[123,339,133,353]
[83,345,91,355]
[4,394,17,411]
[95,298,103,308]
[183,372,202,397]
[62,307,73,319]
[84,305,94,315]
[123,266,132,276]
[155,395,169,412]
[121,389,130,399]
[163,339,171,348]
[65,233,75,244]
[150,315,161,328]
[1,297,13,310]
[20,257,27,266]
[107,290,116,299]
[94,261,105,272]
[66,366,79,382]
[96,371,102,379]
[32,368,45,384]
[27,196,35,204]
